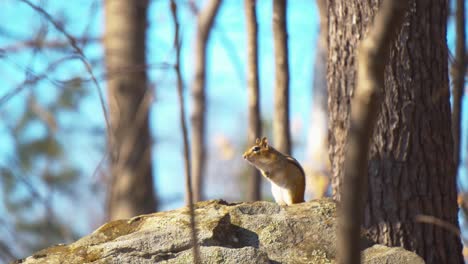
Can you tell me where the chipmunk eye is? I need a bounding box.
[252,146,260,152]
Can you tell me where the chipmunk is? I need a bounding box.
[243,137,305,205]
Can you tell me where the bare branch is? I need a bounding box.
[18,0,111,136]
[415,215,461,237]
[337,1,409,264]
[171,1,200,263]
[0,240,17,262]
[0,37,101,53]
[0,55,80,107]
[80,0,101,45]
[451,0,466,169]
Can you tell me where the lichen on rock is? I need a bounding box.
[15,198,424,264]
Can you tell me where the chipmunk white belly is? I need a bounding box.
[270,182,293,205]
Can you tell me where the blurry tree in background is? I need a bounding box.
[272,0,290,155]
[306,0,330,199]
[190,0,222,202]
[244,0,262,202]
[328,0,463,262]
[104,0,157,220]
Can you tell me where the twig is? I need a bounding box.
[0,218,19,262]
[451,0,466,168]
[80,0,100,46]
[171,1,200,263]
[0,241,17,262]
[18,0,110,137]
[0,37,101,53]
[415,215,461,237]
[0,55,80,107]
[337,1,409,264]
[4,159,46,205]
[78,62,173,84]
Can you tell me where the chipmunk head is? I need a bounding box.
[243,137,276,167]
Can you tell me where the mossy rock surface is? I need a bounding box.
[14,198,423,264]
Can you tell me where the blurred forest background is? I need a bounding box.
[0,0,466,262]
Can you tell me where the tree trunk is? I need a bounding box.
[245,0,262,202]
[272,0,290,155]
[336,1,408,263]
[104,0,157,220]
[328,0,463,263]
[190,0,222,202]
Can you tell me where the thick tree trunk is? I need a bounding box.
[104,0,157,220]
[328,0,463,263]
[190,0,222,202]
[336,1,408,263]
[272,0,290,155]
[245,0,262,202]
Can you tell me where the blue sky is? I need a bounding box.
[0,0,467,251]
[0,0,318,238]
[150,0,317,203]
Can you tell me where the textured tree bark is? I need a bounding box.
[104,0,157,220]
[272,0,290,155]
[245,0,262,202]
[337,1,408,263]
[190,0,222,202]
[328,0,463,263]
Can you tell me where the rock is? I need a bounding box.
[363,245,425,264]
[15,199,423,264]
